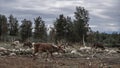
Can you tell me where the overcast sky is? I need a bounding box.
[0,0,120,33]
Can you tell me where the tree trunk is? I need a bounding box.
[83,34,86,46]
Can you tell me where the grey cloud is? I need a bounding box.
[0,0,17,3]
[0,0,120,32]
[85,0,120,32]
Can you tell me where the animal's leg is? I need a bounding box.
[50,52,54,60]
[45,52,49,61]
[33,50,38,60]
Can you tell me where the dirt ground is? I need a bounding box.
[0,42,120,68]
[0,55,120,68]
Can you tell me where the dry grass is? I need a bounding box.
[0,42,120,68]
[0,56,120,68]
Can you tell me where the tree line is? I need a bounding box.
[90,31,120,47]
[0,6,89,43]
[0,6,120,46]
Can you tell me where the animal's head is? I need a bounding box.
[23,42,33,48]
[57,44,66,53]
[92,43,105,50]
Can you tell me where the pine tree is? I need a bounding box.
[8,14,19,41]
[0,14,8,41]
[54,14,68,42]
[34,16,47,42]
[65,16,74,42]
[74,6,90,44]
[9,14,19,36]
[20,19,32,42]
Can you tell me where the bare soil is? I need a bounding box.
[0,55,120,68]
[0,43,120,68]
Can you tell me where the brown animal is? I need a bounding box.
[23,41,32,48]
[92,43,105,50]
[33,43,65,60]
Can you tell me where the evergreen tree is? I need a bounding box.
[8,14,19,36]
[20,19,32,42]
[8,14,19,41]
[73,6,90,44]
[65,16,74,42]
[34,16,47,42]
[54,14,68,42]
[0,14,8,41]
